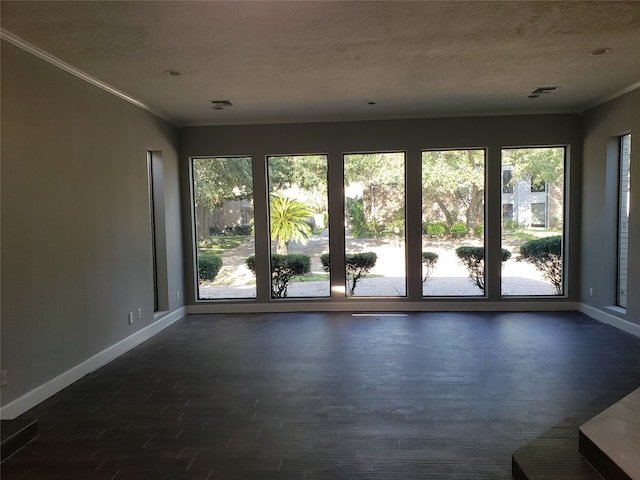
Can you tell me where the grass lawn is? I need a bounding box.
[198,235,249,252]
[502,229,562,244]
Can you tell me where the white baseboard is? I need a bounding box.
[0,307,185,420]
[579,303,640,337]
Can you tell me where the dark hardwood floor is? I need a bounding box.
[2,311,640,479]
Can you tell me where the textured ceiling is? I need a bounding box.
[2,1,640,126]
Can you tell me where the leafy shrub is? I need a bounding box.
[455,246,511,292]
[246,254,310,298]
[421,251,439,286]
[425,222,447,238]
[365,220,386,238]
[519,235,563,294]
[233,224,252,235]
[198,252,223,281]
[389,209,405,236]
[320,253,329,270]
[473,224,484,237]
[320,252,378,296]
[503,219,519,230]
[346,197,367,238]
[450,222,468,238]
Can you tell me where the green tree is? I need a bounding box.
[344,153,405,234]
[422,150,484,231]
[192,156,253,211]
[344,153,404,185]
[269,194,314,255]
[501,148,564,189]
[268,155,328,196]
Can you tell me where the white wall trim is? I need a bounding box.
[0,308,185,420]
[187,301,580,315]
[0,28,176,125]
[582,82,640,113]
[579,303,640,338]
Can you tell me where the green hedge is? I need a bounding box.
[520,235,562,258]
[320,252,377,296]
[424,222,447,237]
[246,254,311,298]
[455,246,511,292]
[450,222,468,238]
[519,235,563,294]
[421,251,439,286]
[198,252,223,281]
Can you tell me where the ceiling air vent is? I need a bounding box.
[210,100,234,110]
[528,86,559,98]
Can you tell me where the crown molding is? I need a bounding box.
[1,28,176,125]
[582,80,640,113]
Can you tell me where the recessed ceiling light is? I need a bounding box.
[165,69,183,77]
[589,48,611,56]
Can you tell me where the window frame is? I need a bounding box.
[617,133,632,309]
[190,155,257,302]
[500,145,568,297]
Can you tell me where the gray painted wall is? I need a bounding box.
[581,88,640,325]
[180,114,582,309]
[1,41,184,406]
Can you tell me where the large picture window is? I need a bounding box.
[343,152,406,297]
[267,155,330,298]
[501,147,565,296]
[191,157,255,300]
[421,150,486,296]
[189,143,571,304]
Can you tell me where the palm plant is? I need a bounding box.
[269,194,314,255]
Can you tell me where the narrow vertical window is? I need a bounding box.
[147,151,169,311]
[191,157,255,300]
[267,155,329,298]
[343,152,406,297]
[501,147,565,296]
[421,150,485,296]
[147,152,159,311]
[618,134,632,308]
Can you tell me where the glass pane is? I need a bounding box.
[421,150,485,296]
[192,157,255,299]
[618,134,631,308]
[343,152,406,297]
[267,155,330,298]
[501,147,565,296]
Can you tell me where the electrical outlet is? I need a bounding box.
[1,370,7,387]
[589,288,594,297]
[176,290,180,300]
[128,312,134,325]
[137,308,142,319]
